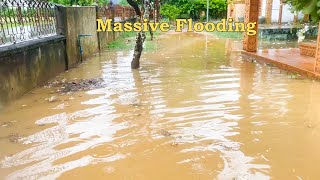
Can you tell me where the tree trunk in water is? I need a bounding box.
[128,0,151,69]
[131,32,144,69]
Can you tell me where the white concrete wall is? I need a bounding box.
[265,0,303,23]
[228,0,305,23]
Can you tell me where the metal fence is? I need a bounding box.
[0,0,56,46]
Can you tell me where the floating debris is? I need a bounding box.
[47,96,59,103]
[130,103,142,107]
[8,133,23,143]
[160,129,172,137]
[1,121,15,128]
[171,141,179,146]
[46,78,105,93]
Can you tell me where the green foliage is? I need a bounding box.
[50,0,109,6]
[0,8,15,16]
[107,31,136,49]
[119,0,129,6]
[0,8,36,18]
[107,31,161,51]
[286,0,320,22]
[195,0,226,19]
[161,4,182,21]
[161,0,227,19]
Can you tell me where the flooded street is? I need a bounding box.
[1,32,320,179]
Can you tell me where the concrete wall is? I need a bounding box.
[260,0,303,23]
[63,6,99,68]
[0,6,127,107]
[0,35,67,107]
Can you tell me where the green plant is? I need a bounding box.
[160,0,227,19]
[161,4,182,21]
[119,0,129,6]
[195,0,227,19]
[50,0,102,6]
[107,30,161,50]
[107,31,136,49]
[199,15,206,22]
[286,0,320,22]
[0,8,16,17]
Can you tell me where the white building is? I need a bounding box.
[228,0,305,24]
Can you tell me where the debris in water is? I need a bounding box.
[1,121,15,128]
[171,141,179,146]
[52,103,69,109]
[45,77,105,93]
[160,129,172,137]
[8,133,23,143]
[47,96,59,103]
[130,103,142,107]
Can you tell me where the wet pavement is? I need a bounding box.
[243,48,320,80]
[1,32,320,179]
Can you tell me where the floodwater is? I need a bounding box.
[1,32,320,180]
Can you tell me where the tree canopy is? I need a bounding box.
[286,0,320,22]
[161,0,226,20]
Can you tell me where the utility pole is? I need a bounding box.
[206,0,209,22]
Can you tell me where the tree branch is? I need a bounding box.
[126,0,142,17]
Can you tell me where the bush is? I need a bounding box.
[161,4,182,21]
[161,0,227,20]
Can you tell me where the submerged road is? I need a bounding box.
[0,32,320,179]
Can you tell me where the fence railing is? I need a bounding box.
[0,1,136,47]
[0,0,56,46]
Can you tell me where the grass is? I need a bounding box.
[107,31,136,49]
[107,30,161,51]
[211,31,243,39]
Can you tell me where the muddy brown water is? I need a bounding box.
[1,32,320,179]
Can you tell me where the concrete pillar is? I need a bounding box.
[314,22,320,72]
[243,0,259,52]
[265,0,273,24]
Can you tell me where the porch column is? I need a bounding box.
[278,0,283,24]
[314,22,320,72]
[265,0,273,24]
[243,0,259,52]
[259,0,262,16]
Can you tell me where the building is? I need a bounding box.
[227,0,305,24]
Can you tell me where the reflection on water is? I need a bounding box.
[1,32,320,179]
